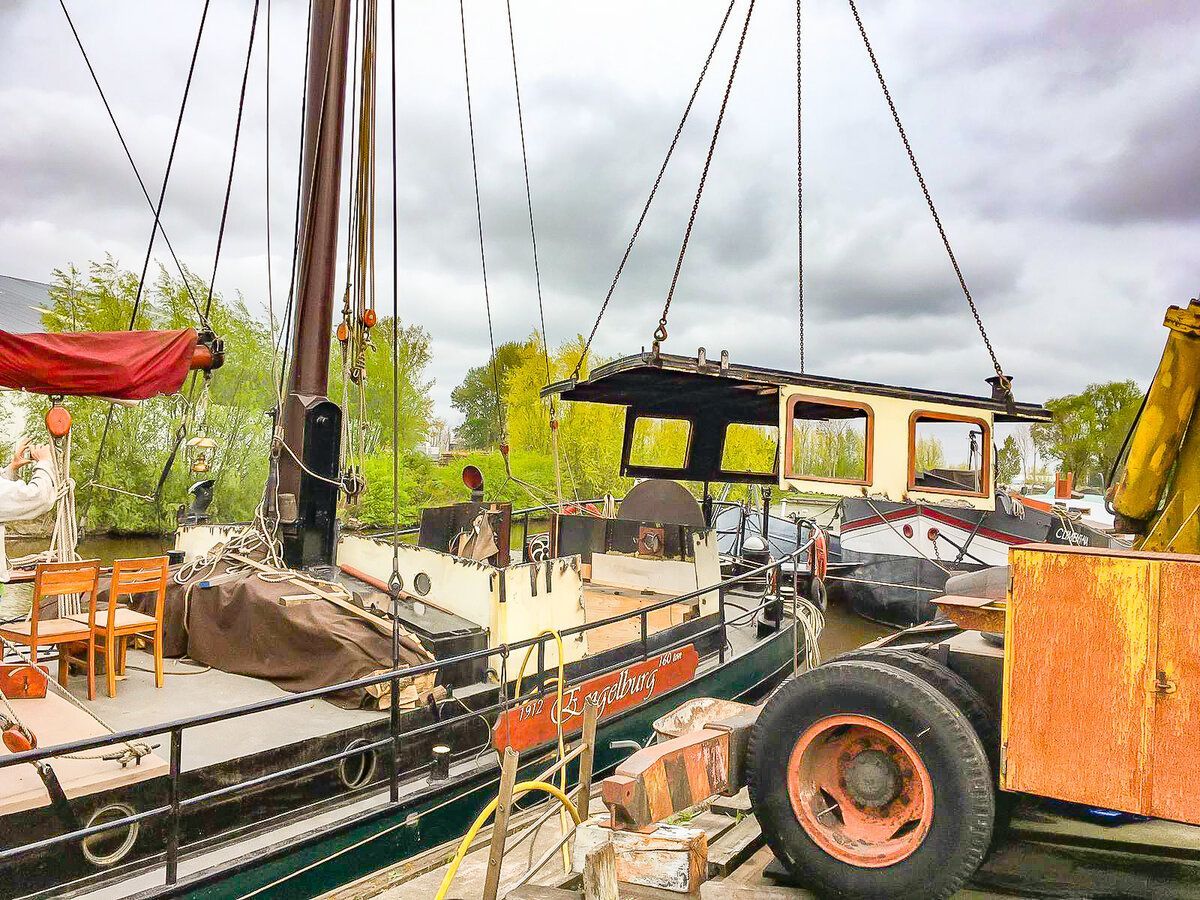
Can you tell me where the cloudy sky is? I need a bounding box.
[1,0,1197,425]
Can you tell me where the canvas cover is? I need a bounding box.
[148,562,432,708]
[0,328,198,399]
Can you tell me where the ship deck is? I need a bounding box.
[61,648,385,772]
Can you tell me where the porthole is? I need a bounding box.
[413,572,431,596]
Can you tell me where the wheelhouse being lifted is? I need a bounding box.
[546,350,1115,627]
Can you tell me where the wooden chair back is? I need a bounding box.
[108,556,170,631]
[30,559,101,643]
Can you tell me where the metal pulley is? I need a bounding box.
[45,397,71,438]
[341,465,366,503]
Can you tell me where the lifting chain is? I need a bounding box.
[846,0,1011,403]
[653,0,757,358]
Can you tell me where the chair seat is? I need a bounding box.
[0,618,92,640]
[66,608,157,630]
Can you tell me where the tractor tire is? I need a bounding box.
[832,648,1000,778]
[747,660,994,900]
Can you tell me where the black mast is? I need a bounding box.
[278,0,352,569]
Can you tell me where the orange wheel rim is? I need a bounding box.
[786,714,934,867]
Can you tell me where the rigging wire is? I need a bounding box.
[795,0,805,373]
[457,0,503,444]
[846,0,1010,397]
[504,0,564,505]
[274,0,316,396]
[504,0,551,386]
[71,0,210,525]
[203,0,263,322]
[389,0,403,671]
[57,0,205,321]
[265,0,277,380]
[570,0,737,380]
[653,0,757,352]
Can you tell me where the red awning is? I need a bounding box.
[0,329,199,400]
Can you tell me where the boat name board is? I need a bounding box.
[492,645,699,752]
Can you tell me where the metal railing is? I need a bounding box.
[0,533,816,893]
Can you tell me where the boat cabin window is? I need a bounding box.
[785,395,872,484]
[628,415,692,470]
[720,422,779,477]
[909,412,990,496]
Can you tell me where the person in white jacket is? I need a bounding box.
[0,437,57,623]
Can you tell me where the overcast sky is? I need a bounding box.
[1,0,1197,426]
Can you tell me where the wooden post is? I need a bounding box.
[583,842,619,900]
[483,747,520,900]
[576,700,599,814]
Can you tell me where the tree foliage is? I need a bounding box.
[1031,380,1142,486]
[996,434,1022,487]
[450,341,525,449]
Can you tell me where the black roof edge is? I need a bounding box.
[541,351,1052,423]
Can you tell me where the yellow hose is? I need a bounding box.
[433,781,581,900]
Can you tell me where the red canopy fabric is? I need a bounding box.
[0,328,199,400]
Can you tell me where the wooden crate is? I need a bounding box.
[1002,544,1200,823]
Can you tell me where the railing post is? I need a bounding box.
[718,587,727,664]
[166,726,182,885]
[640,611,648,661]
[389,672,400,803]
[537,639,546,693]
[736,500,747,557]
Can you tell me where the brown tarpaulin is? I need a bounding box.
[147,562,431,708]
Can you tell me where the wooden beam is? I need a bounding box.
[582,842,619,900]
[484,748,520,900]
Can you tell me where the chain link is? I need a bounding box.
[654,0,757,354]
[846,0,1010,397]
[570,0,737,379]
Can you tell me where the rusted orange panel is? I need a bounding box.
[1003,545,1154,813]
[1149,560,1200,822]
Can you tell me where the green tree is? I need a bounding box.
[996,434,1022,486]
[1032,380,1142,486]
[450,341,525,448]
[29,258,279,533]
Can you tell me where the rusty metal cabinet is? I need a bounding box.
[1002,544,1200,824]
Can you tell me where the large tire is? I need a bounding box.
[748,660,994,900]
[832,648,999,778]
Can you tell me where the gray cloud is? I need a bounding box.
[0,0,1196,425]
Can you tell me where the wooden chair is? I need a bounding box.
[67,555,168,698]
[0,560,101,700]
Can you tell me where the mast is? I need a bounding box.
[278,0,352,569]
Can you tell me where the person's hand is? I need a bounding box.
[7,437,31,474]
[28,445,52,464]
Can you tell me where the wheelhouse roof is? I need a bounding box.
[543,351,1051,424]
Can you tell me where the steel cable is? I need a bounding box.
[654,0,757,351]
[846,0,1010,396]
[570,0,737,380]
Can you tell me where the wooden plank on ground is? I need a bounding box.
[707,815,763,878]
[711,788,752,818]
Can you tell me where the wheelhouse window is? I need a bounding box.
[628,415,692,469]
[720,422,779,476]
[909,412,990,496]
[785,395,872,484]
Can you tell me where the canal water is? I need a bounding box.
[7,533,893,658]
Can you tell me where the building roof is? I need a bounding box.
[0,274,50,333]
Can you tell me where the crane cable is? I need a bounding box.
[846,0,1011,402]
[652,0,756,355]
[504,0,564,508]
[570,0,737,381]
[795,0,805,373]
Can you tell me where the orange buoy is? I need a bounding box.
[45,404,72,438]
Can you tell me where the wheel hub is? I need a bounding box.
[786,714,934,868]
[843,747,902,807]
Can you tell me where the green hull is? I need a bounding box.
[166,626,795,900]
